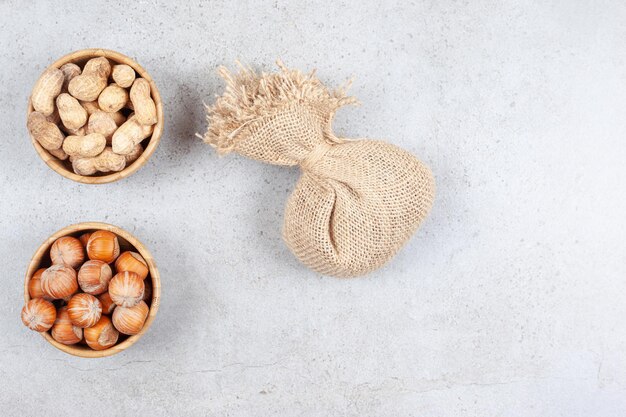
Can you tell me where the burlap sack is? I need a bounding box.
[202,62,435,277]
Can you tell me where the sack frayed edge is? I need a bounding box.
[201,60,358,154]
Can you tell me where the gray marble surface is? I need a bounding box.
[1,1,625,416]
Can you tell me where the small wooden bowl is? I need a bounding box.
[27,49,164,184]
[24,222,161,358]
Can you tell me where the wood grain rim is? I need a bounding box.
[24,222,161,358]
[27,49,164,184]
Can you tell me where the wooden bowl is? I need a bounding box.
[27,49,164,184]
[24,222,161,358]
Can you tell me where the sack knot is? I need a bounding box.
[300,142,333,171]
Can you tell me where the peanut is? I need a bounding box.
[27,112,64,150]
[59,63,81,92]
[72,157,97,175]
[94,147,126,172]
[46,108,61,125]
[80,100,101,115]
[110,111,126,126]
[31,68,64,116]
[72,147,125,175]
[98,84,128,113]
[49,147,69,161]
[86,111,118,143]
[111,64,135,88]
[60,124,86,136]
[124,143,143,165]
[83,57,111,77]
[111,114,154,155]
[68,57,111,101]
[129,78,157,125]
[56,93,88,130]
[63,133,107,157]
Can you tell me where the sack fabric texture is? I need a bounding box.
[202,62,435,277]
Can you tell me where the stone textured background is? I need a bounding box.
[1,1,625,415]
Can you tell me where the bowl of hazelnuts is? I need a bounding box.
[21,222,160,357]
[26,49,164,184]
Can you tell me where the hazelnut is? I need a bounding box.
[78,260,112,295]
[98,292,116,314]
[108,271,144,308]
[50,236,85,269]
[112,300,149,335]
[115,251,149,280]
[84,316,119,351]
[51,306,82,345]
[67,293,102,328]
[21,298,56,332]
[86,230,120,263]
[28,268,51,300]
[142,279,153,303]
[41,264,78,299]
[78,232,91,247]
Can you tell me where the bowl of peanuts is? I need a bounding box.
[26,49,164,184]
